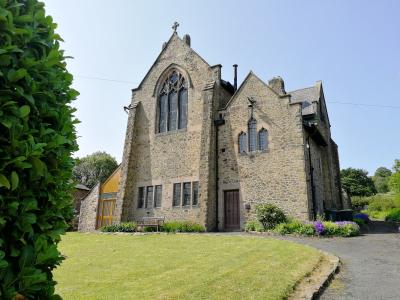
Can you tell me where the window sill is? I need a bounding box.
[239,150,269,157]
[155,128,187,137]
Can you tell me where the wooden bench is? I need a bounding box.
[137,217,165,232]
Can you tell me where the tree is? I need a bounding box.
[373,167,392,193]
[374,167,392,178]
[72,151,118,188]
[340,168,376,197]
[389,172,400,194]
[0,1,78,298]
[393,159,400,173]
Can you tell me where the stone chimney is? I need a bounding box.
[183,34,191,47]
[268,76,286,95]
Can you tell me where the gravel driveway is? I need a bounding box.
[280,221,400,300]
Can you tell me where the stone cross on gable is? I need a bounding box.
[172,21,179,33]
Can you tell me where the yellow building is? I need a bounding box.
[78,165,121,231]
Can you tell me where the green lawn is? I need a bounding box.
[54,233,322,300]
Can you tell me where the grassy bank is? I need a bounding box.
[54,233,322,299]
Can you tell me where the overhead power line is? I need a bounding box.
[76,75,138,85]
[327,101,400,109]
[75,74,400,109]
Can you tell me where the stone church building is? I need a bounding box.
[79,29,343,232]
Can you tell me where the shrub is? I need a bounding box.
[296,223,315,236]
[244,220,264,232]
[274,220,359,237]
[353,213,370,223]
[0,2,78,298]
[275,221,304,235]
[367,194,397,212]
[143,226,157,232]
[314,220,325,235]
[256,204,287,230]
[351,196,371,210]
[323,222,340,236]
[353,218,365,227]
[162,221,205,233]
[100,222,137,233]
[385,208,400,222]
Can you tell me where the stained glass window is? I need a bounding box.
[158,70,188,133]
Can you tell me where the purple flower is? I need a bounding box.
[314,220,325,235]
[354,213,370,222]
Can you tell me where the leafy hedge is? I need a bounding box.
[0,1,78,298]
[100,222,137,233]
[275,220,360,237]
[162,221,205,233]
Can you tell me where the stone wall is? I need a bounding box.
[71,188,89,230]
[115,33,231,228]
[78,183,100,232]
[218,73,310,230]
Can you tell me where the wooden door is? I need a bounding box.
[224,190,240,231]
[96,199,116,229]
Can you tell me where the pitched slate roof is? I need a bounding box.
[289,86,320,116]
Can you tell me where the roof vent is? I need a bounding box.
[268,76,286,95]
[183,34,191,47]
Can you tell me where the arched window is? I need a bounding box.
[258,128,268,151]
[238,132,247,153]
[248,117,257,152]
[158,70,188,133]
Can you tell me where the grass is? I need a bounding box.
[54,233,323,300]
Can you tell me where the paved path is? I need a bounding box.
[278,222,400,300]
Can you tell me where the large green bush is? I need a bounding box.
[0,1,78,298]
[256,203,287,230]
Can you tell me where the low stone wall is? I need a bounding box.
[78,183,100,232]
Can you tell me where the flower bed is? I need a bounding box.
[275,220,360,237]
[245,219,360,237]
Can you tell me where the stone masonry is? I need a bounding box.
[108,31,343,231]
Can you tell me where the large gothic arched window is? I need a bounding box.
[158,70,188,133]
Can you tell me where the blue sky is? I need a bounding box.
[44,0,400,175]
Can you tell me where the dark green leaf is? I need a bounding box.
[19,105,30,118]
[0,174,10,189]
[11,171,19,191]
